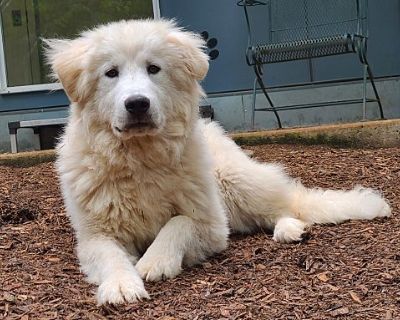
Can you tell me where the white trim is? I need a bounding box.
[0,0,160,95]
[0,11,8,92]
[0,82,63,94]
[0,105,68,116]
[152,0,161,19]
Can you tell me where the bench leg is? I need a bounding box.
[251,77,257,129]
[367,64,385,119]
[358,41,384,120]
[254,65,283,129]
[33,128,41,150]
[362,64,367,120]
[10,133,18,153]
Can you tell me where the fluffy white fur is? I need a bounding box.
[45,19,391,305]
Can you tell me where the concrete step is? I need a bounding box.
[231,119,400,148]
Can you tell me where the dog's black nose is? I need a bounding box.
[124,96,150,115]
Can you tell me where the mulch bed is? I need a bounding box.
[0,144,399,320]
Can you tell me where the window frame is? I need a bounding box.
[0,0,160,94]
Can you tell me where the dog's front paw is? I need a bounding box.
[136,254,182,282]
[96,273,149,305]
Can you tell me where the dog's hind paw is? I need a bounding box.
[96,274,149,305]
[273,217,307,243]
[136,254,182,282]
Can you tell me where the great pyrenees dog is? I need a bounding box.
[45,19,391,305]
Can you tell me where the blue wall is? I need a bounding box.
[0,90,68,112]
[0,0,399,112]
[160,0,400,93]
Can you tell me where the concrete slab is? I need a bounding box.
[231,119,400,148]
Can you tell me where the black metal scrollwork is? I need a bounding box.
[201,31,219,61]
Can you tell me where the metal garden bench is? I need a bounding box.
[8,118,67,153]
[237,0,384,129]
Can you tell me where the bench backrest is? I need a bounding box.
[243,0,367,45]
[270,0,367,44]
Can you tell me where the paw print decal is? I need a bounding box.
[200,31,219,61]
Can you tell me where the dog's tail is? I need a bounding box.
[290,182,391,225]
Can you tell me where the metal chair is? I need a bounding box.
[237,0,384,129]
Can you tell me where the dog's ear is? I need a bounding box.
[167,30,209,81]
[43,38,94,104]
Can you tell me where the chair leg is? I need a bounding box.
[366,64,385,119]
[362,64,367,120]
[251,77,257,130]
[254,65,282,128]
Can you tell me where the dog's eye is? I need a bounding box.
[147,64,161,75]
[105,68,119,78]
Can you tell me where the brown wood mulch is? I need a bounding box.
[0,144,399,320]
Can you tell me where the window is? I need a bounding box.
[0,0,156,91]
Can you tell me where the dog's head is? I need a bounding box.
[45,20,209,139]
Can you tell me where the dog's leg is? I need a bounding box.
[136,125,229,282]
[136,214,227,281]
[136,193,228,281]
[136,216,195,281]
[62,191,149,305]
[203,121,391,242]
[77,236,149,305]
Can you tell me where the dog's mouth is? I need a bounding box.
[114,122,155,132]
[113,120,158,138]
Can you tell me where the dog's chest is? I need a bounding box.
[87,168,179,249]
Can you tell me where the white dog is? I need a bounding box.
[45,19,391,305]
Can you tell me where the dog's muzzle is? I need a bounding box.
[115,95,156,133]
